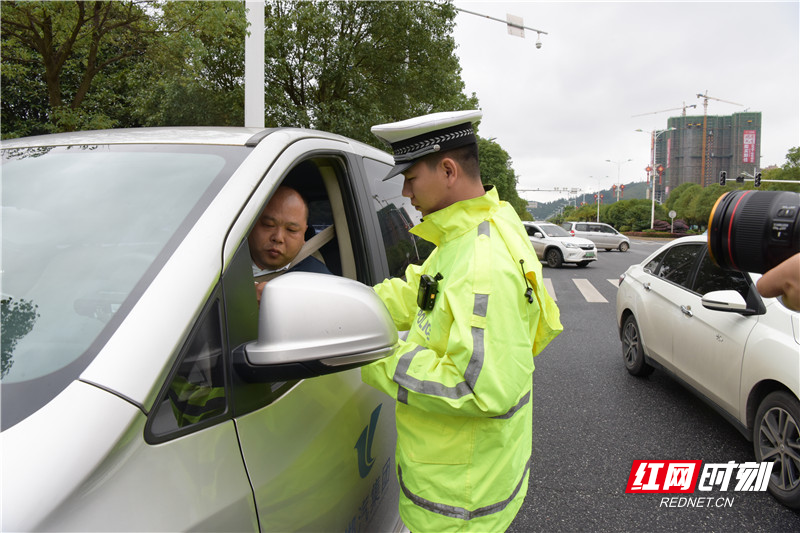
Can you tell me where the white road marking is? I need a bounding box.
[544,278,557,301]
[573,278,608,303]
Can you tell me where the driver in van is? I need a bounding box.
[248,185,331,304]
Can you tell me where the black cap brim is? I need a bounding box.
[382,160,416,181]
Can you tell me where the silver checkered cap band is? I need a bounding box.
[391,123,477,163]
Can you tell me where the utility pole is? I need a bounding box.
[244,1,265,128]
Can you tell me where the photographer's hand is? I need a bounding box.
[757,253,800,311]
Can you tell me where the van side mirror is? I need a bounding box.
[234,272,397,381]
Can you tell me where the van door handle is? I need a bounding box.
[681,305,693,317]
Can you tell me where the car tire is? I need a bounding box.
[546,248,563,268]
[621,314,653,376]
[577,261,591,268]
[753,391,800,510]
[619,242,630,252]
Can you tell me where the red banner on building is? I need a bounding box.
[743,130,757,164]
[667,138,671,168]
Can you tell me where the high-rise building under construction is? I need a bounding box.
[653,111,761,194]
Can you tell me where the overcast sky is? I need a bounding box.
[451,1,800,203]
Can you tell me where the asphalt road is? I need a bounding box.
[508,238,800,532]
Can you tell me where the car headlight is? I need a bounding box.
[564,242,578,248]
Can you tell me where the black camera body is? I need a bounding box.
[708,190,800,274]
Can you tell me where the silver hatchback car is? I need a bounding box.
[1,127,425,531]
[561,221,630,252]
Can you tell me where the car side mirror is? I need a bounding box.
[534,232,544,239]
[233,272,398,382]
[701,290,756,315]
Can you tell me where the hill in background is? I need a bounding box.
[526,181,651,220]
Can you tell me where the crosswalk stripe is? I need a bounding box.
[544,278,557,301]
[607,279,619,288]
[572,279,608,303]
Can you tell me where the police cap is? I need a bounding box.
[371,110,482,181]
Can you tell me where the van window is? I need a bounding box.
[363,158,433,278]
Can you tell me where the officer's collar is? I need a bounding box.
[411,186,500,245]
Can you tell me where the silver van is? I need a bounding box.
[561,221,630,252]
[1,127,422,532]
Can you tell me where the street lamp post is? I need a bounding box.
[591,175,607,222]
[635,128,675,229]
[605,158,632,201]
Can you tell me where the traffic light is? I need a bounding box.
[755,173,762,187]
[719,171,727,186]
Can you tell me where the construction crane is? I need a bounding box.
[631,102,697,118]
[696,91,744,186]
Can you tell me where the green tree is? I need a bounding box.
[1,0,155,136]
[261,0,478,144]
[477,137,528,218]
[761,147,800,193]
[565,203,601,223]
[605,199,666,232]
[130,1,247,127]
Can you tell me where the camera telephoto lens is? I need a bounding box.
[708,190,800,274]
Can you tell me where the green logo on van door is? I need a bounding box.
[355,404,382,478]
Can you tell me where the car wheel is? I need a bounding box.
[754,391,800,510]
[546,248,563,268]
[619,242,630,252]
[577,261,591,268]
[621,314,653,376]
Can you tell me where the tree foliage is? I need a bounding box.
[261,0,478,145]
[477,137,528,218]
[2,0,479,143]
[130,1,247,127]
[1,0,155,136]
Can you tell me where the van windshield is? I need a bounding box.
[1,143,248,429]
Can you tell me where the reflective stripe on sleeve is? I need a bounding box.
[397,385,409,404]
[393,294,488,399]
[491,391,530,420]
[392,222,490,401]
[397,457,531,520]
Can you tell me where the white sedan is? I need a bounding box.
[616,236,800,510]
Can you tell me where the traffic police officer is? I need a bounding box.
[362,110,562,532]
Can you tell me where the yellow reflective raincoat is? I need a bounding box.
[362,187,562,532]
